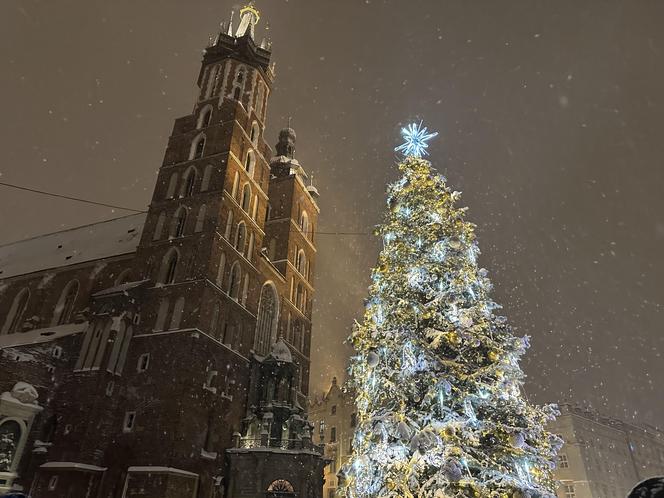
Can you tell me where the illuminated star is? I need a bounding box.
[395,121,439,158]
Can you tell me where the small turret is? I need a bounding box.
[276,127,296,159]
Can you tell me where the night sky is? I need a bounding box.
[1,1,663,426]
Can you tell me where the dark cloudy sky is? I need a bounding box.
[1,1,663,425]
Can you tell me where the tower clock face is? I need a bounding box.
[628,478,664,498]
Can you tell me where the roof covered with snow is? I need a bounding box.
[0,214,146,280]
[0,322,88,349]
[266,338,293,363]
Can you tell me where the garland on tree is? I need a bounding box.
[341,124,562,498]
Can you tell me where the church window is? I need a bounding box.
[106,325,124,372]
[267,480,294,496]
[252,195,259,220]
[330,427,337,443]
[137,353,150,373]
[190,134,206,160]
[299,210,309,236]
[224,210,234,240]
[222,322,234,347]
[161,249,180,284]
[204,65,219,99]
[235,222,247,255]
[241,274,249,305]
[255,283,279,355]
[172,206,187,238]
[245,150,256,177]
[123,411,136,432]
[166,172,179,199]
[201,164,213,191]
[182,167,198,197]
[216,252,226,287]
[1,288,30,335]
[231,171,240,198]
[233,87,241,100]
[295,249,306,275]
[53,280,79,326]
[170,297,185,330]
[331,405,337,415]
[295,283,304,310]
[228,263,241,300]
[255,83,265,119]
[241,184,251,211]
[195,204,207,232]
[198,105,213,128]
[250,122,260,145]
[155,298,170,331]
[247,232,254,262]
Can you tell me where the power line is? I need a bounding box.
[0,180,373,235]
[0,181,147,213]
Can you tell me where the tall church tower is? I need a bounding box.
[0,4,325,498]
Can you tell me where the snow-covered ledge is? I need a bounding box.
[0,382,43,493]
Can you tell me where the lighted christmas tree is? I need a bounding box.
[341,123,562,498]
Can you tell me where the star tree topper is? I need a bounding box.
[394,121,439,158]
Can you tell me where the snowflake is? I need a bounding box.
[395,121,439,158]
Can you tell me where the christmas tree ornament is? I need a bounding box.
[366,350,380,368]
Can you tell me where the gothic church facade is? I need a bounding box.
[0,5,325,497]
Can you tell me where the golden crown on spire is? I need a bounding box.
[240,4,261,24]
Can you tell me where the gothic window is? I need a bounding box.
[224,210,234,240]
[232,67,245,102]
[255,283,279,355]
[299,210,309,235]
[295,283,304,310]
[241,274,249,305]
[247,232,254,262]
[227,262,241,300]
[198,105,213,128]
[171,206,187,238]
[170,297,185,330]
[255,83,265,119]
[153,212,166,241]
[81,320,107,370]
[231,172,240,198]
[241,184,251,211]
[201,164,213,191]
[233,87,241,101]
[216,252,226,287]
[295,249,306,275]
[155,298,170,331]
[245,150,256,177]
[160,249,180,284]
[195,204,207,232]
[204,65,219,99]
[53,280,79,326]
[0,420,22,473]
[235,222,247,255]
[166,172,179,198]
[190,134,206,160]
[250,122,260,145]
[1,288,30,335]
[182,167,198,197]
[251,195,259,220]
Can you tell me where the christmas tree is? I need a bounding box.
[341,123,562,498]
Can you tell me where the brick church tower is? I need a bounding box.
[0,4,325,497]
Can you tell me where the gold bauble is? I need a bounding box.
[488,351,500,362]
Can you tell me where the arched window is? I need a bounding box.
[201,164,213,191]
[241,184,251,211]
[216,252,226,287]
[231,172,240,198]
[198,106,213,129]
[210,304,220,338]
[166,172,179,199]
[244,150,256,177]
[154,298,170,331]
[232,67,245,101]
[267,480,295,496]
[247,232,255,262]
[195,204,207,232]
[170,297,185,330]
[2,288,30,335]
[241,274,249,305]
[255,283,279,355]
[153,211,166,241]
[296,249,306,275]
[224,210,234,240]
[250,122,260,145]
[205,66,219,99]
[160,249,179,284]
[227,262,241,300]
[295,283,304,310]
[182,167,198,197]
[53,280,79,326]
[251,195,259,220]
[171,206,187,238]
[235,222,247,255]
[190,134,206,160]
[299,210,309,235]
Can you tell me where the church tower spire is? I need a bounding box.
[235,3,261,38]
